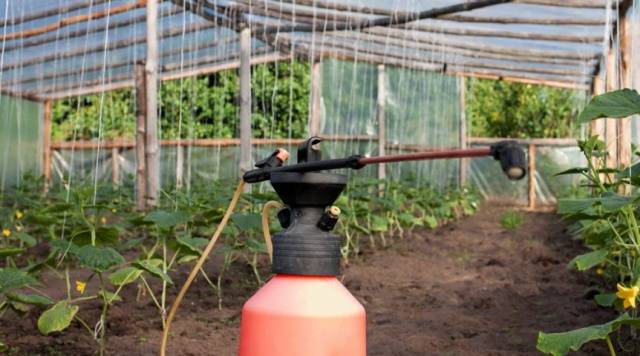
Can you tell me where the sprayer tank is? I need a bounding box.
[239,274,366,356]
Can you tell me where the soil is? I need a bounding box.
[0,205,617,356]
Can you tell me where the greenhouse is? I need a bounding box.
[0,0,639,355]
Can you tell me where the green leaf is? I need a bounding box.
[0,268,39,293]
[231,212,262,231]
[176,234,209,254]
[144,210,191,228]
[0,247,26,257]
[537,313,640,356]
[594,293,616,307]
[577,89,640,123]
[371,216,389,232]
[177,255,198,264]
[76,245,125,272]
[554,167,588,176]
[7,293,53,306]
[245,237,267,253]
[98,290,122,303]
[568,250,608,271]
[37,301,79,335]
[13,232,37,247]
[134,259,173,285]
[557,198,597,215]
[108,267,143,286]
[50,239,80,255]
[425,215,439,229]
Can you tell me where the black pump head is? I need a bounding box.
[490,141,527,180]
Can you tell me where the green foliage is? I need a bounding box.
[537,314,640,356]
[37,301,79,335]
[51,61,311,141]
[537,89,640,355]
[466,78,582,138]
[499,209,524,230]
[578,89,640,123]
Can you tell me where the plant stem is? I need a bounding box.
[605,336,617,356]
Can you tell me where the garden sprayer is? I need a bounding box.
[160,137,526,356]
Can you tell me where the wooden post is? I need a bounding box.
[589,75,605,137]
[111,147,120,186]
[528,144,536,210]
[239,27,252,179]
[145,0,160,207]
[618,6,632,194]
[458,76,468,187]
[309,60,322,136]
[605,48,618,171]
[176,144,184,189]
[376,64,386,184]
[42,99,52,191]
[135,63,147,211]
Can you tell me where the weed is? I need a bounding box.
[500,210,524,230]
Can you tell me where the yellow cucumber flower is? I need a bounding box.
[15,210,23,219]
[2,229,11,237]
[616,283,639,309]
[75,281,87,294]
[100,217,107,225]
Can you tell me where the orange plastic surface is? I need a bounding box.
[239,275,366,356]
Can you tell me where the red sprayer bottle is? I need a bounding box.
[238,137,527,355]
[239,139,366,356]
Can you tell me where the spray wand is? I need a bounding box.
[161,137,526,356]
[243,136,527,183]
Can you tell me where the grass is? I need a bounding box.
[500,209,525,230]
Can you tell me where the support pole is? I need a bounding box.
[309,60,322,136]
[135,63,147,211]
[239,27,252,179]
[605,48,618,171]
[528,144,536,210]
[589,75,605,138]
[376,64,386,183]
[176,144,184,189]
[458,76,468,187]
[618,6,632,193]
[42,99,52,191]
[145,0,160,207]
[111,147,120,187]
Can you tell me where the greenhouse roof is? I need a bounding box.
[0,0,626,100]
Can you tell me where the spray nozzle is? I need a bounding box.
[255,148,290,169]
[489,141,527,181]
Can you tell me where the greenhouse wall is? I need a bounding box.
[0,95,42,191]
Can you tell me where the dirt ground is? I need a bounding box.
[0,205,616,356]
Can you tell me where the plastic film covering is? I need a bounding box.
[0,95,42,190]
[470,144,587,205]
[319,59,461,190]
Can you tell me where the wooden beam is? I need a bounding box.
[1,0,147,41]
[376,64,386,184]
[146,0,160,207]
[248,0,602,43]
[3,0,112,26]
[41,53,290,100]
[285,33,593,78]
[308,60,322,136]
[458,76,467,187]
[239,27,252,178]
[50,135,376,150]
[327,31,597,67]
[589,74,605,138]
[440,14,609,26]
[42,100,53,191]
[3,5,183,53]
[0,21,215,71]
[134,63,147,211]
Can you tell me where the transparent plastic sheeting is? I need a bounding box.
[0,95,42,191]
[470,144,587,206]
